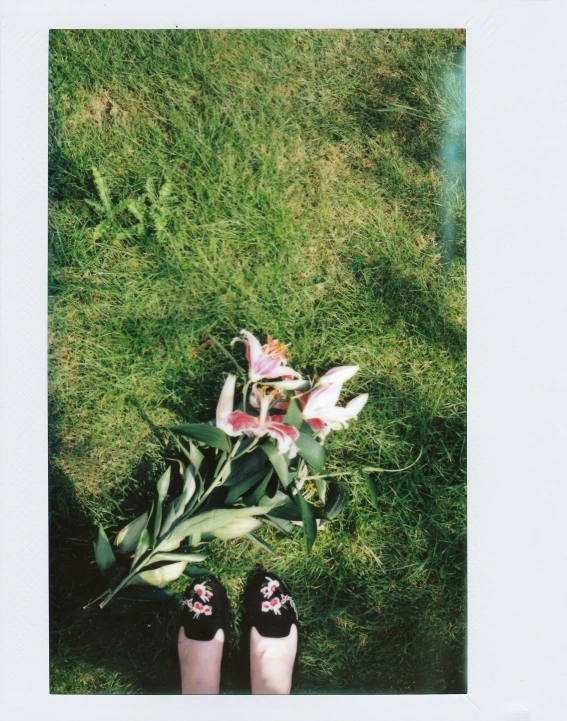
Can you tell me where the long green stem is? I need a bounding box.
[83,588,112,610]
[242,381,250,413]
[98,546,160,609]
[302,449,424,482]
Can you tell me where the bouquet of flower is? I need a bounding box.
[88,331,368,609]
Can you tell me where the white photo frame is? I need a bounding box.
[1,1,566,719]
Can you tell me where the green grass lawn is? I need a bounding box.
[48,29,466,694]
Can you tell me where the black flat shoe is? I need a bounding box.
[179,575,230,642]
[242,570,299,638]
[240,570,301,692]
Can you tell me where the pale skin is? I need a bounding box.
[178,623,298,694]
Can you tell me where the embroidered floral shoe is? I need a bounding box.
[242,570,299,639]
[179,575,230,642]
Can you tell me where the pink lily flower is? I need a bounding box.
[216,375,300,456]
[299,366,368,440]
[301,390,369,440]
[232,330,301,382]
[227,410,299,456]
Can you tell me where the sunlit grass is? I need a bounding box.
[49,28,466,694]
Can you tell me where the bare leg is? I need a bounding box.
[178,627,225,694]
[250,624,298,695]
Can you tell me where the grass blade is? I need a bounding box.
[246,532,276,555]
[364,471,379,509]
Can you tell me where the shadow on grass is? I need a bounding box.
[49,400,181,693]
[311,374,466,694]
[49,371,466,695]
[346,253,465,361]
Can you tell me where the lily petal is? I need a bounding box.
[226,410,299,456]
[216,374,236,433]
[301,384,342,418]
[318,365,359,386]
[345,393,369,417]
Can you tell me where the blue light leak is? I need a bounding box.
[440,46,466,268]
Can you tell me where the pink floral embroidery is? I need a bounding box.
[269,597,282,615]
[181,583,215,619]
[258,577,298,619]
[194,583,213,602]
[260,576,280,599]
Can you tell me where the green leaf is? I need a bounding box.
[187,532,201,546]
[284,397,303,430]
[264,493,302,521]
[224,448,268,488]
[314,476,327,503]
[259,489,290,508]
[246,532,276,555]
[364,471,379,509]
[170,423,232,452]
[127,561,188,587]
[300,420,315,436]
[225,468,267,503]
[151,552,207,563]
[183,565,212,577]
[189,442,204,472]
[261,443,289,487]
[153,466,171,543]
[157,536,181,552]
[94,526,116,574]
[296,492,317,553]
[265,514,296,536]
[132,528,151,568]
[163,506,270,549]
[162,510,235,547]
[323,482,350,520]
[115,512,149,555]
[179,465,197,510]
[295,433,326,473]
[244,468,274,506]
[159,503,177,541]
[211,517,262,540]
